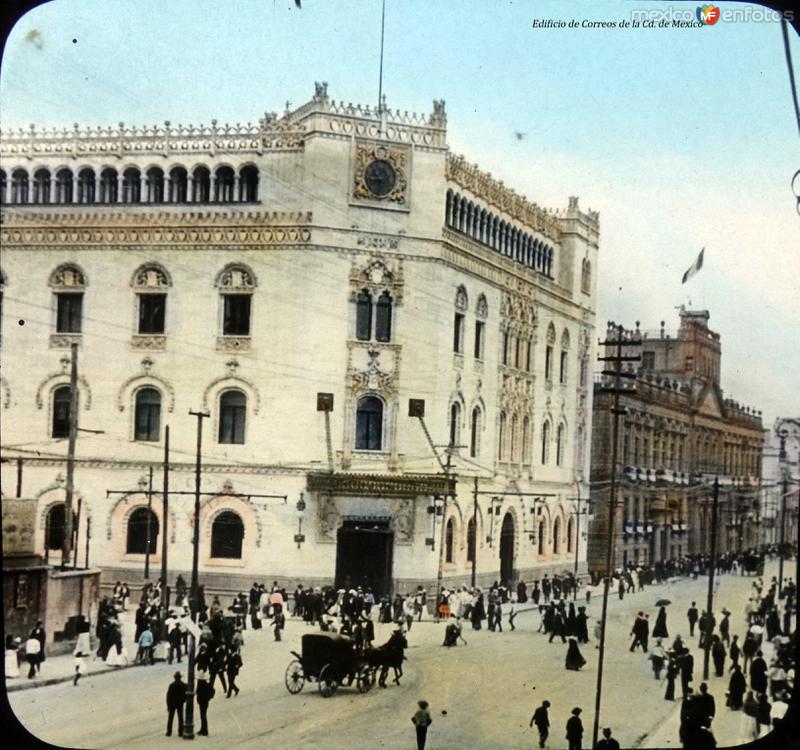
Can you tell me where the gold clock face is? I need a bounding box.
[364,159,397,197]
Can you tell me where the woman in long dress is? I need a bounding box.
[652,606,669,638]
[726,664,746,709]
[664,657,678,700]
[565,638,586,671]
[711,635,726,677]
[4,635,20,678]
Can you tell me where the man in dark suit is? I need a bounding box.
[196,673,215,736]
[565,707,584,750]
[687,602,699,637]
[165,671,186,737]
[596,727,621,750]
[529,700,550,748]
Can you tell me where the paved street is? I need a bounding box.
[8,560,790,749]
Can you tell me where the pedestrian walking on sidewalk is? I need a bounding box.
[711,635,726,677]
[749,651,767,694]
[72,647,89,686]
[665,656,679,701]
[687,602,699,637]
[729,634,741,671]
[167,623,183,665]
[411,699,432,750]
[196,672,215,736]
[565,638,586,671]
[726,664,746,710]
[165,671,186,737]
[225,649,242,697]
[649,639,666,680]
[530,700,550,748]
[24,636,40,679]
[565,707,584,750]
[653,606,669,639]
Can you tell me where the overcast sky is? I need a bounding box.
[1,0,798,429]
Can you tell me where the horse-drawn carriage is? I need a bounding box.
[741,552,764,576]
[284,632,375,697]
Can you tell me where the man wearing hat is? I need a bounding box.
[566,707,584,750]
[165,671,186,737]
[196,670,215,736]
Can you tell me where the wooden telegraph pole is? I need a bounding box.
[61,342,79,567]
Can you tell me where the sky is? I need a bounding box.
[1,0,798,428]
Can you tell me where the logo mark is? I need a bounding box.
[697,4,720,25]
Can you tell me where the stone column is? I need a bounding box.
[186,176,194,203]
[234,175,241,202]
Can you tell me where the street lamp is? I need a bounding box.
[426,495,445,549]
[294,493,307,548]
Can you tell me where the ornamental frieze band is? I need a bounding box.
[306,471,456,498]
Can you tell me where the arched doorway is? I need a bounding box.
[211,511,244,558]
[499,512,515,584]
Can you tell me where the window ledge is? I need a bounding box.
[131,334,166,351]
[203,557,246,568]
[216,336,251,352]
[50,333,82,349]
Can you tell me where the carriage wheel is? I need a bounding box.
[318,664,338,698]
[284,660,305,694]
[356,666,375,693]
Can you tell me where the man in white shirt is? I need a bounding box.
[24,637,40,679]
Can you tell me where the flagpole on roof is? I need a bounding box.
[378,0,387,117]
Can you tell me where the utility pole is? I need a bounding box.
[471,476,479,588]
[161,425,170,611]
[62,342,79,568]
[84,516,91,569]
[591,322,640,750]
[144,466,154,580]
[184,409,209,742]
[702,476,719,681]
[777,429,788,596]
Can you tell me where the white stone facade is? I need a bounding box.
[0,84,599,595]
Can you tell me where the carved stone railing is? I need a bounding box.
[446,154,561,241]
[0,116,305,159]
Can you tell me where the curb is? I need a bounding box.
[5,661,152,693]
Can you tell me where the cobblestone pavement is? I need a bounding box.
[7,558,793,749]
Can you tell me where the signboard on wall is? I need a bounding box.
[2,498,36,555]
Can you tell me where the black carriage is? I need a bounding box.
[742,552,764,576]
[284,632,374,697]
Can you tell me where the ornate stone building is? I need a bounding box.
[761,418,800,551]
[0,83,598,596]
[588,310,765,574]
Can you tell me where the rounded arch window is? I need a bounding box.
[0,169,6,204]
[52,385,75,438]
[11,169,29,203]
[239,165,259,202]
[193,166,211,202]
[122,168,141,203]
[567,516,575,553]
[214,166,235,202]
[537,520,546,555]
[218,389,247,444]
[77,168,95,203]
[553,516,561,554]
[99,168,118,203]
[445,518,455,563]
[211,511,244,559]
[126,507,159,554]
[55,169,74,203]
[45,503,76,550]
[145,167,164,203]
[134,388,161,442]
[355,396,383,451]
[33,169,51,204]
[466,517,477,563]
[168,167,188,203]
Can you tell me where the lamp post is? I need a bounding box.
[294,493,307,549]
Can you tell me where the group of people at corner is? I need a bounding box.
[625,573,796,748]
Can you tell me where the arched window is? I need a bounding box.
[466,517,476,563]
[168,167,188,203]
[216,263,256,337]
[55,169,73,203]
[219,390,247,444]
[522,416,530,464]
[126,507,159,554]
[239,166,259,202]
[499,411,507,460]
[193,166,211,202]
[445,518,455,563]
[0,170,6,204]
[215,166,235,202]
[134,388,161,441]
[356,290,372,341]
[470,407,481,458]
[510,414,518,461]
[122,168,141,203]
[356,396,383,451]
[33,169,51,204]
[99,168,118,203]
[449,403,461,448]
[52,385,74,438]
[541,421,550,464]
[581,258,592,293]
[537,519,546,555]
[553,517,561,554]
[77,168,95,203]
[46,504,65,549]
[146,167,164,203]
[12,169,29,203]
[556,424,565,466]
[375,291,393,342]
[567,516,575,553]
[211,511,244,558]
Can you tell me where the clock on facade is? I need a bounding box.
[364,159,397,197]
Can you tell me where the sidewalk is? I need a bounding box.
[6,609,141,693]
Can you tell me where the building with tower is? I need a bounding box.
[587,309,765,575]
[1,83,598,599]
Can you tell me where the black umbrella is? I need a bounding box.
[656,598,672,607]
